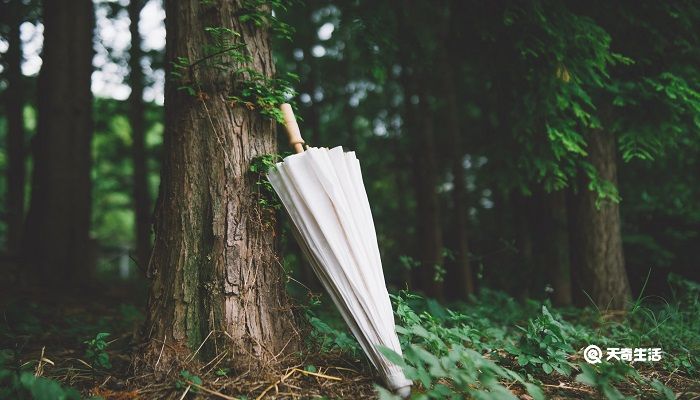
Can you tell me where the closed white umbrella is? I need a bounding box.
[268,104,411,396]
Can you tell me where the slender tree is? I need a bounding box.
[128,0,152,268]
[22,0,94,285]
[409,88,444,300]
[441,77,475,298]
[398,2,444,300]
[568,2,700,308]
[542,190,572,306]
[439,4,474,299]
[141,0,299,372]
[569,128,631,309]
[512,192,536,299]
[2,1,26,257]
[466,3,632,307]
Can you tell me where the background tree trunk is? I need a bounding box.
[512,192,535,300]
[569,130,631,309]
[3,1,26,257]
[543,190,573,306]
[141,0,299,373]
[398,3,444,300]
[128,0,152,269]
[440,52,474,300]
[22,0,94,285]
[393,139,413,288]
[411,94,444,300]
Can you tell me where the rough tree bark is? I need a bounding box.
[128,0,152,268]
[141,0,299,373]
[3,1,26,257]
[569,130,631,309]
[22,0,94,285]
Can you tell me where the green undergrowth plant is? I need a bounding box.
[378,345,543,400]
[575,363,637,400]
[505,305,576,376]
[574,362,674,400]
[574,273,700,379]
[380,292,545,399]
[175,370,203,393]
[306,311,361,357]
[84,332,112,370]
[250,153,285,211]
[0,349,82,400]
[302,275,697,399]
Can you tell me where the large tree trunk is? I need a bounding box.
[128,0,152,268]
[542,190,572,306]
[3,2,26,257]
[22,0,94,285]
[569,130,631,310]
[141,0,299,373]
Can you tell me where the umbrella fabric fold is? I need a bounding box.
[268,146,411,393]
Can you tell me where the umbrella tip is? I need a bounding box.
[395,385,411,398]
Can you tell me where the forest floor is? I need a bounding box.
[1,275,699,399]
[0,281,379,400]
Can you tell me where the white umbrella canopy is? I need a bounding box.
[267,104,411,395]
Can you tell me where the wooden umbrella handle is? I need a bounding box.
[280,103,305,153]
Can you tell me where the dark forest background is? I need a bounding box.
[1,0,698,305]
[0,0,698,399]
